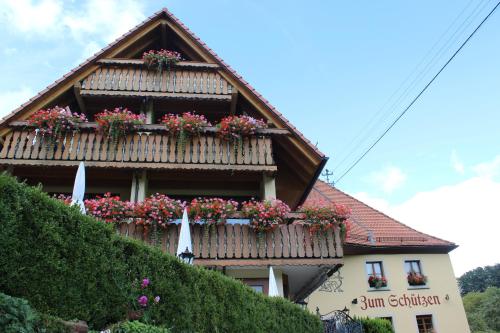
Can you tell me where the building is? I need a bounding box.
[307,181,470,332]
[0,7,469,333]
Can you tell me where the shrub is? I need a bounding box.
[356,317,394,333]
[0,174,321,333]
[110,321,170,333]
[0,292,40,333]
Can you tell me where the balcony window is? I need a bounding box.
[366,261,387,289]
[416,314,434,333]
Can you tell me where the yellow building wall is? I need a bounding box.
[308,253,470,333]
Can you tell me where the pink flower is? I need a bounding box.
[154,296,160,303]
[141,278,150,288]
[138,295,148,307]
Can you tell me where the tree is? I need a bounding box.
[458,264,500,296]
[462,287,500,333]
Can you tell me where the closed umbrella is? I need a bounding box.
[71,162,86,214]
[177,208,194,264]
[268,266,279,297]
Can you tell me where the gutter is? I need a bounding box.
[297,156,328,207]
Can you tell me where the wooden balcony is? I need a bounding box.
[0,124,283,171]
[116,222,344,267]
[78,59,233,101]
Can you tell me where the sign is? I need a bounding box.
[359,293,441,310]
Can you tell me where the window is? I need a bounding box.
[250,285,264,293]
[405,260,423,275]
[366,261,387,288]
[380,317,393,325]
[366,261,384,278]
[416,315,434,333]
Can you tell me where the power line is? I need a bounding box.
[334,1,500,184]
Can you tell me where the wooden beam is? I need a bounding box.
[73,82,87,115]
[97,59,219,69]
[0,159,278,172]
[80,89,232,101]
[161,23,168,49]
[193,258,343,267]
[230,90,238,115]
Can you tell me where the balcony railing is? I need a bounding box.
[0,123,285,171]
[79,59,233,101]
[116,221,344,266]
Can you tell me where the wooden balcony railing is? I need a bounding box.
[0,124,281,171]
[79,59,233,101]
[116,222,344,266]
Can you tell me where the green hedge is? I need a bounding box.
[0,174,322,332]
[107,321,171,333]
[356,317,394,333]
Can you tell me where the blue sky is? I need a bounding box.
[0,0,499,275]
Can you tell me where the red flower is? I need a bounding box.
[188,197,238,225]
[84,193,134,224]
[298,201,351,235]
[143,49,182,70]
[95,107,145,143]
[161,112,210,136]
[241,199,290,232]
[27,106,87,141]
[217,115,267,141]
[134,194,185,228]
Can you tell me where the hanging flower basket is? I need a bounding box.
[217,115,267,142]
[161,112,211,153]
[134,194,185,229]
[95,108,145,144]
[84,193,134,223]
[407,272,427,286]
[27,106,87,142]
[298,201,351,235]
[188,197,239,225]
[241,198,290,233]
[368,276,387,289]
[143,49,182,73]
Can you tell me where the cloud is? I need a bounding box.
[451,150,465,175]
[0,87,34,118]
[473,155,500,178]
[0,0,145,43]
[0,0,63,35]
[368,166,407,193]
[354,160,500,276]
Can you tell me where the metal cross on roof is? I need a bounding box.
[321,169,334,186]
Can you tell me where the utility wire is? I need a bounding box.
[334,1,500,184]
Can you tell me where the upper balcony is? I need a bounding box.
[77,59,233,102]
[0,123,287,172]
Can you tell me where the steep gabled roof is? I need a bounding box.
[306,180,457,253]
[0,8,324,160]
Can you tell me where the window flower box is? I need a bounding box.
[368,275,388,289]
[407,272,427,286]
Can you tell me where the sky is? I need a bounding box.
[0,0,499,276]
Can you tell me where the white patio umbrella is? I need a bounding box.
[176,208,194,264]
[71,162,86,214]
[268,266,280,297]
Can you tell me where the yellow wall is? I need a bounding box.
[308,253,470,333]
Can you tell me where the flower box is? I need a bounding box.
[407,272,427,286]
[368,275,387,289]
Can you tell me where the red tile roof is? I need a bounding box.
[306,180,456,250]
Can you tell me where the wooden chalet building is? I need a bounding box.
[0,8,469,332]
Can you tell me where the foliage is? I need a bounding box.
[95,108,145,144]
[459,264,500,296]
[407,272,427,286]
[216,115,267,141]
[0,173,322,333]
[355,317,394,333]
[110,321,171,333]
[188,197,239,225]
[84,193,134,223]
[0,292,41,333]
[462,287,500,332]
[143,49,182,73]
[27,106,87,142]
[241,198,291,232]
[368,276,387,289]
[298,201,351,234]
[128,278,161,324]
